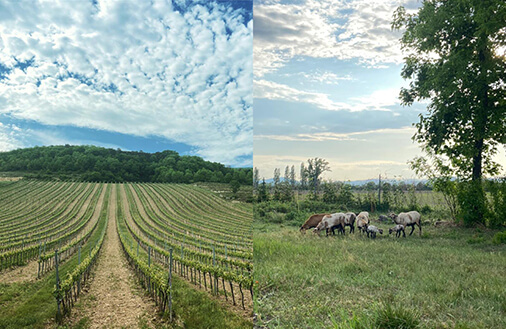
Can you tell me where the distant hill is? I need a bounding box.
[0,145,252,184]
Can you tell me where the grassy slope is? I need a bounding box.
[254,223,506,329]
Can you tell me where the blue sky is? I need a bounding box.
[0,0,253,167]
[253,0,506,180]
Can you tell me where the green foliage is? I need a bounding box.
[0,145,252,185]
[305,157,331,198]
[322,182,338,204]
[257,179,269,203]
[492,231,506,245]
[395,1,506,224]
[456,180,489,226]
[229,180,240,195]
[336,184,355,210]
[487,179,506,228]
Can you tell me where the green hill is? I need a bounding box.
[0,145,252,184]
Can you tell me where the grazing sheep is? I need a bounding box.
[314,213,346,236]
[389,211,422,236]
[356,211,370,233]
[389,224,406,238]
[300,213,330,234]
[344,212,356,234]
[366,225,383,239]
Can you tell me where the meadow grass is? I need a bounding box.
[254,223,506,329]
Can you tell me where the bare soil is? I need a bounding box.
[0,258,39,283]
[71,186,158,328]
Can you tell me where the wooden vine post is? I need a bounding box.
[168,248,173,322]
[55,249,61,321]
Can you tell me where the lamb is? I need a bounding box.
[356,211,370,233]
[300,213,330,234]
[389,224,406,238]
[344,212,356,234]
[389,211,422,236]
[366,225,383,239]
[314,213,346,236]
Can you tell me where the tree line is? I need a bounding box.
[254,157,505,228]
[0,145,252,185]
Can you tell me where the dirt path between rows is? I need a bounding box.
[71,185,157,328]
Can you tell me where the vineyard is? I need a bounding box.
[0,180,253,328]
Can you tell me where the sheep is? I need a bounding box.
[300,213,330,234]
[344,212,356,234]
[366,225,383,239]
[314,213,346,236]
[389,211,422,236]
[356,211,370,233]
[389,224,406,238]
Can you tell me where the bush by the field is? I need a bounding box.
[492,231,506,244]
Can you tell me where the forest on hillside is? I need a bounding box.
[0,145,252,184]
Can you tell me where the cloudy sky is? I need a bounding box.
[0,0,253,167]
[253,0,506,181]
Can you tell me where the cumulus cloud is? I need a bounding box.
[254,0,418,76]
[0,0,252,166]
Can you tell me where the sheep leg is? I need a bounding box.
[409,224,415,236]
[402,229,406,238]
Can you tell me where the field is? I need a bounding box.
[0,180,253,329]
[254,220,506,329]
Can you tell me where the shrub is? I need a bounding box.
[420,204,432,214]
[373,303,420,329]
[266,212,284,224]
[492,231,506,245]
[285,211,297,222]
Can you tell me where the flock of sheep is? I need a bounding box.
[299,211,422,239]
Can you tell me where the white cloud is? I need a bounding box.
[0,122,24,151]
[0,0,252,166]
[255,126,416,142]
[255,79,399,112]
[254,0,418,76]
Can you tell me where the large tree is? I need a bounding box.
[393,0,506,223]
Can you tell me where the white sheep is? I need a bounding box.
[389,211,422,236]
[389,224,406,238]
[314,213,346,236]
[366,225,383,239]
[344,212,356,234]
[356,211,370,233]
